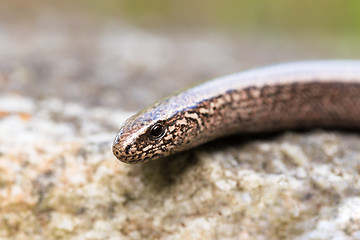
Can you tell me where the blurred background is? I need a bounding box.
[2,2,360,239]
[1,0,360,110]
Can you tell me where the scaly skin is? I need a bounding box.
[113,60,360,164]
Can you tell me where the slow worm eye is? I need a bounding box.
[149,123,166,139]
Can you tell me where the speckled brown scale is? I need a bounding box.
[113,60,360,164]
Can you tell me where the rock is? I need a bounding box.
[1,93,360,240]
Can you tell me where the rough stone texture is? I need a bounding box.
[1,16,360,240]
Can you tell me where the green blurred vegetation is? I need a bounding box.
[2,0,360,35]
[80,0,360,35]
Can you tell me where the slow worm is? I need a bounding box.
[113,60,360,164]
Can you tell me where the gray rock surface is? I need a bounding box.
[1,16,360,240]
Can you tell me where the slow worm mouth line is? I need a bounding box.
[113,60,360,164]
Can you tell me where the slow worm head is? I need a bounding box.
[113,60,360,164]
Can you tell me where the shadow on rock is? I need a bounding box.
[139,151,199,192]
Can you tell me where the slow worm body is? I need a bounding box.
[113,60,360,164]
